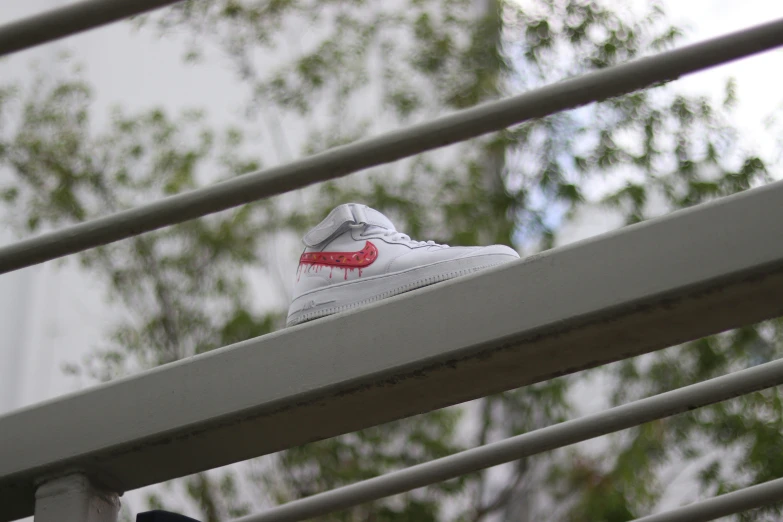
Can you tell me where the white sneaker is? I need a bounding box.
[286,203,520,326]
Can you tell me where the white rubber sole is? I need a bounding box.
[286,253,517,327]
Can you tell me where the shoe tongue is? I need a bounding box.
[302,203,396,247]
[363,207,396,232]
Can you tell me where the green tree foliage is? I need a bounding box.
[0,69,466,521]
[0,0,780,520]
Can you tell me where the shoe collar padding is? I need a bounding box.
[302,203,396,248]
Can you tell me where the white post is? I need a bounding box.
[35,474,120,522]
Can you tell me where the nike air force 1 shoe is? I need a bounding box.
[286,203,520,326]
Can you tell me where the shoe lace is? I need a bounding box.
[356,225,446,246]
[379,228,445,247]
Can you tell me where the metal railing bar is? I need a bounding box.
[1,18,783,274]
[232,357,783,522]
[632,476,783,522]
[0,0,185,57]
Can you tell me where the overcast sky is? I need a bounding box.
[1,1,781,520]
[1,0,782,411]
[1,0,782,493]
[0,0,780,410]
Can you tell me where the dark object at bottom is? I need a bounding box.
[137,510,202,522]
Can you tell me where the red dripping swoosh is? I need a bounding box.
[299,241,379,268]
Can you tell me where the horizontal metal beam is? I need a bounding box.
[2,18,783,274]
[234,358,783,522]
[3,178,783,521]
[632,477,783,522]
[0,0,185,57]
